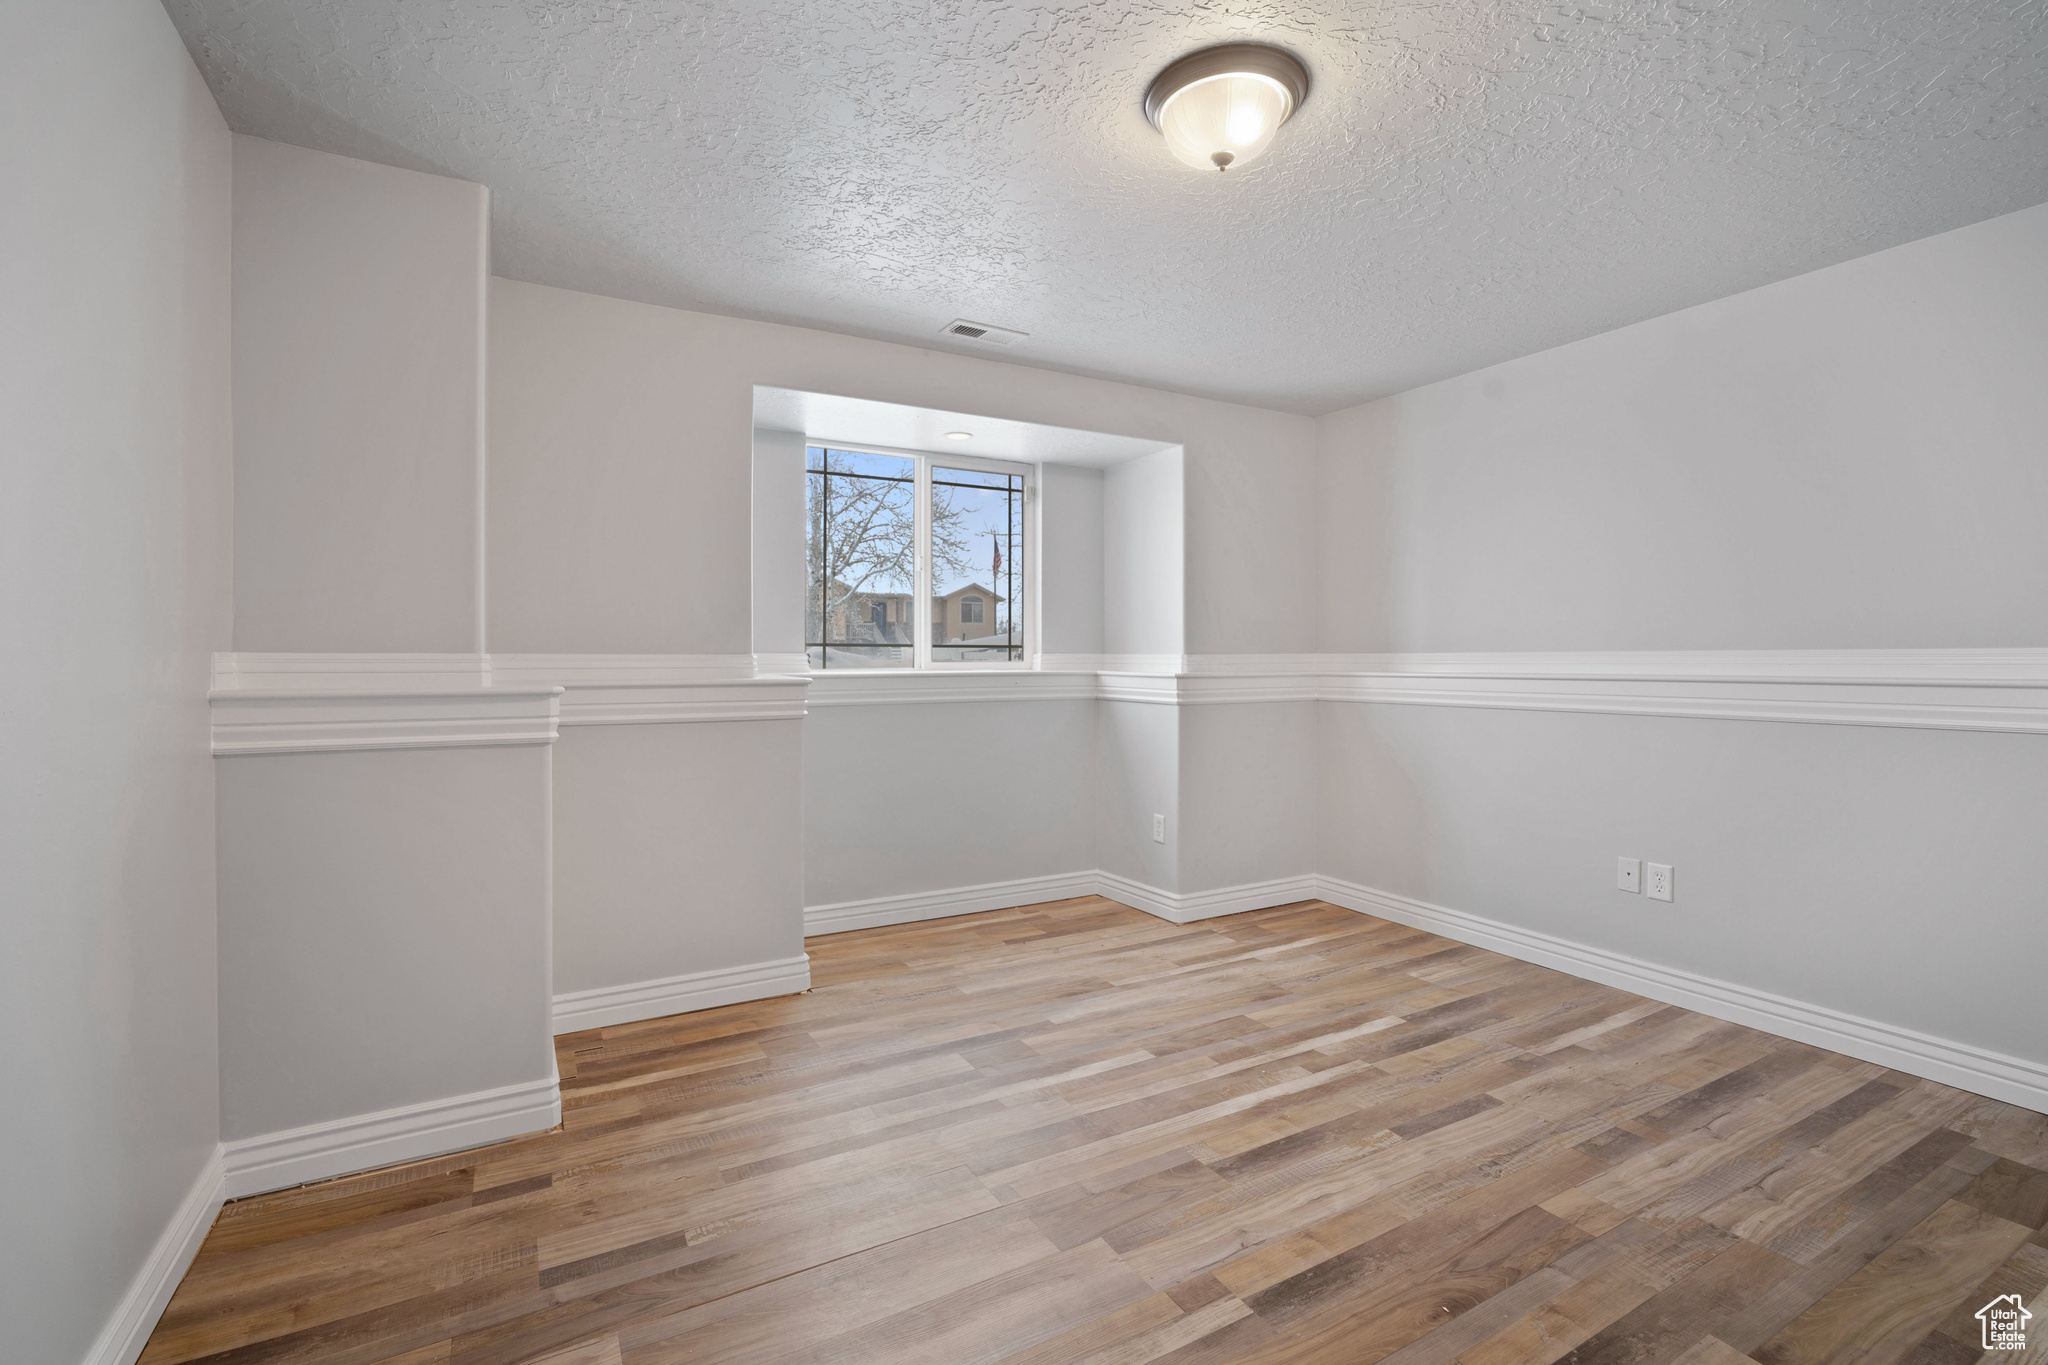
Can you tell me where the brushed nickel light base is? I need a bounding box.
[1142,42,1310,130]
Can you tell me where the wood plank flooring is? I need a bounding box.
[142,897,2048,1365]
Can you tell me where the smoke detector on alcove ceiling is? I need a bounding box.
[941,318,1029,347]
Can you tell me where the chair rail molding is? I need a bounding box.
[212,654,810,734]
[209,650,2048,730]
[489,653,760,685]
[1301,648,2048,684]
[806,670,1097,707]
[790,649,2048,724]
[553,680,809,726]
[493,655,807,724]
[210,688,562,756]
[1036,653,1188,675]
[1180,649,2048,734]
[212,652,491,690]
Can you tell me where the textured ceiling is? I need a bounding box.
[164,0,2047,415]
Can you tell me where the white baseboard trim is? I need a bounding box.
[1313,875,2048,1113]
[1093,870,1322,924]
[552,954,813,1033]
[799,866,2048,1110]
[806,871,1104,935]
[804,869,1318,935]
[220,1073,562,1200]
[82,1146,226,1365]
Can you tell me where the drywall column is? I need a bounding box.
[215,139,556,1191]
[1096,448,1186,893]
[229,135,486,655]
[488,286,810,1033]
[214,731,557,1192]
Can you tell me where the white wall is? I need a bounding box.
[1178,702,1318,894]
[805,699,1098,907]
[216,747,555,1139]
[1314,202,2048,1077]
[1103,449,1185,661]
[489,279,1314,657]
[489,279,1314,961]
[1319,704,2048,1065]
[1317,203,2048,654]
[1037,463,1105,659]
[9,20,2029,1362]
[555,720,803,992]
[1095,701,1181,891]
[0,2,230,1359]
[232,136,487,654]
[488,207,2044,1102]
[751,427,810,664]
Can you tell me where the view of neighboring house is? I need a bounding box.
[934,582,1006,644]
[824,585,916,646]
[815,580,1010,648]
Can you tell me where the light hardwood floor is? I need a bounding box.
[143,897,2048,1365]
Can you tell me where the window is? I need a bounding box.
[806,445,1029,669]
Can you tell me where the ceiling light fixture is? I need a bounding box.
[1144,42,1309,173]
[945,431,973,440]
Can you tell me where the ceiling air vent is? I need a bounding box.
[941,318,1028,347]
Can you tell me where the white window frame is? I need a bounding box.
[807,440,1035,671]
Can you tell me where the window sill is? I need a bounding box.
[804,668,1098,707]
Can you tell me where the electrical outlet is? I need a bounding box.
[1617,857,1641,894]
[1152,814,1166,844]
[1647,862,1673,902]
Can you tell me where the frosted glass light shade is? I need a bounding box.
[1157,74,1291,171]
[1143,43,1310,174]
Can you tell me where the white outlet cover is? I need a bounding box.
[1647,863,1674,902]
[1152,814,1166,844]
[1617,857,1641,894]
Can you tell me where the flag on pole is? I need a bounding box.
[992,533,1002,578]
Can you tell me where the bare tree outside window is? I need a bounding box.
[806,448,981,667]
